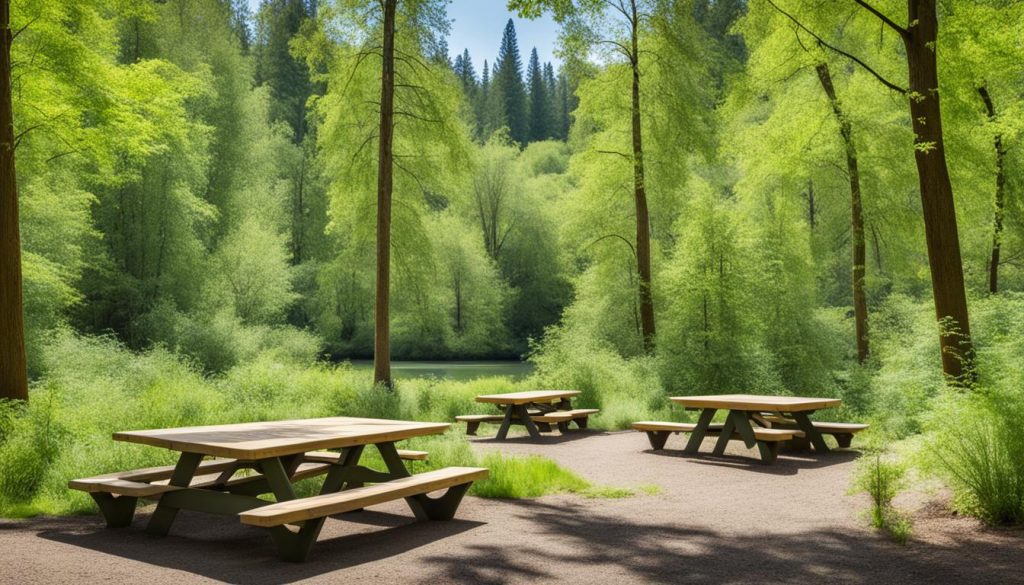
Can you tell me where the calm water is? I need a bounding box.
[348,360,535,381]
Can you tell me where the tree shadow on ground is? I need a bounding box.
[34,510,485,585]
[643,448,861,476]
[420,500,1024,584]
[470,430,609,445]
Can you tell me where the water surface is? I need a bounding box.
[348,360,535,381]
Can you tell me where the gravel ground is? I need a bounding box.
[1,430,1021,584]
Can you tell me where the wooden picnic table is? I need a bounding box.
[471,390,594,440]
[671,394,842,459]
[70,417,487,561]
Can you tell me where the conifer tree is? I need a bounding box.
[527,48,549,141]
[493,19,528,145]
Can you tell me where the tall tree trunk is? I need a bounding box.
[0,0,28,401]
[630,0,656,352]
[904,0,973,384]
[815,62,869,364]
[977,84,1005,295]
[373,0,396,388]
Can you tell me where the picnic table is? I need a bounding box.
[632,394,867,463]
[457,390,598,440]
[69,417,487,561]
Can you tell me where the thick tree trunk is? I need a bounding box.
[630,0,655,352]
[904,0,974,384]
[815,62,869,364]
[373,0,396,388]
[0,0,28,402]
[977,85,1005,295]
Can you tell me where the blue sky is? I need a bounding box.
[448,0,561,72]
[246,1,561,74]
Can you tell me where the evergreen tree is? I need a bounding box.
[492,19,528,145]
[476,59,491,140]
[256,0,316,143]
[555,70,570,140]
[453,49,477,98]
[527,47,549,141]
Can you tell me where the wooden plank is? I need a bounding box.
[305,449,427,463]
[812,422,869,432]
[70,458,238,485]
[475,390,581,405]
[670,394,841,413]
[113,417,451,460]
[68,478,181,498]
[631,421,798,441]
[454,414,506,422]
[239,467,489,527]
[531,409,599,423]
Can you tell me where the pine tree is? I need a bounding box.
[257,0,316,143]
[493,19,528,144]
[476,59,491,140]
[527,47,549,141]
[555,70,570,140]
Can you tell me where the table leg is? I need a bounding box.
[146,451,203,536]
[711,412,736,456]
[515,404,541,439]
[684,408,717,454]
[378,442,412,478]
[790,411,830,453]
[495,405,517,440]
[319,446,365,494]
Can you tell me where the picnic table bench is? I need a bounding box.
[457,390,598,440]
[632,394,868,464]
[69,417,487,562]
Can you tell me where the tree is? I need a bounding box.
[815,60,869,363]
[527,47,550,141]
[314,0,468,382]
[493,19,528,145]
[513,0,658,351]
[374,0,397,387]
[0,0,28,401]
[765,0,976,384]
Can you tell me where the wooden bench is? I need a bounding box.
[70,458,339,527]
[240,466,488,560]
[455,414,507,435]
[632,421,804,463]
[530,408,599,432]
[304,449,429,463]
[756,414,869,448]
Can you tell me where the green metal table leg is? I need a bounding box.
[684,408,717,453]
[711,412,737,456]
[146,451,203,536]
[731,411,758,449]
[494,405,517,440]
[791,411,830,453]
[515,404,541,439]
[260,457,298,502]
[320,446,365,494]
[378,442,412,478]
[91,493,138,528]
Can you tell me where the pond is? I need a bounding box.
[347,360,535,381]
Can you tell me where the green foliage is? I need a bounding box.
[471,452,589,498]
[850,451,912,544]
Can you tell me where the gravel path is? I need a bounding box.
[1,430,1021,584]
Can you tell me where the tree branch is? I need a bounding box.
[852,0,908,37]
[763,0,907,94]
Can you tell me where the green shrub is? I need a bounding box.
[851,451,911,543]
[471,452,590,498]
[923,394,1024,525]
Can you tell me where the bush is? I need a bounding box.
[922,394,1024,525]
[850,451,911,543]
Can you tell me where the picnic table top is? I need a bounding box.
[475,390,581,405]
[670,394,841,413]
[113,417,450,460]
